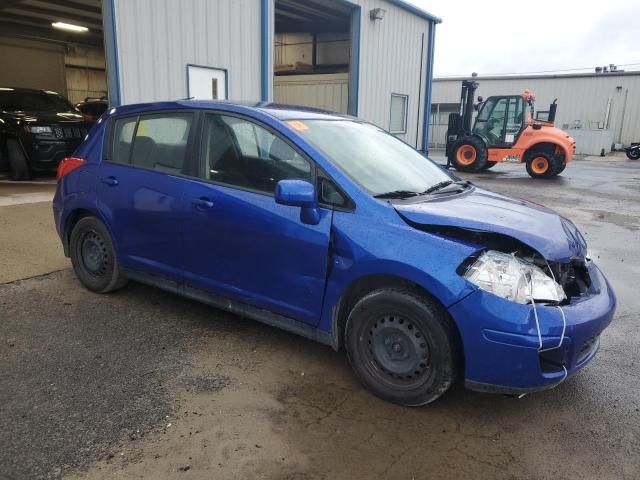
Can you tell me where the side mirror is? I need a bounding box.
[275,179,320,225]
[275,179,316,207]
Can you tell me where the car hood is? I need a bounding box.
[394,187,587,262]
[2,110,85,124]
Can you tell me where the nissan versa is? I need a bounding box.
[53,101,616,406]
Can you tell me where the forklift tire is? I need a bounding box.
[482,161,498,170]
[450,137,487,172]
[7,139,31,181]
[526,152,559,179]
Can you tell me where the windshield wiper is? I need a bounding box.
[423,180,472,195]
[374,190,421,199]
[423,180,454,194]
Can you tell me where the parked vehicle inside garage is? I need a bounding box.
[446,81,576,178]
[76,96,109,122]
[53,101,615,406]
[0,87,93,180]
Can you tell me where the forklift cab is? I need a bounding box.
[473,95,531,148]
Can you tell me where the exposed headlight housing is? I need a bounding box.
[24,125,52,135]
[464,250,566,304]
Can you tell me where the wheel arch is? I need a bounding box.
[523,141,569,163]
[62,208,117,259]
[331,273,464,363]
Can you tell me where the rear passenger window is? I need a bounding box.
[111,117,137,164]
[130,113,193,174]
[200,114,312,193]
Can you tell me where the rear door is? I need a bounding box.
[97,111,196,283]
[181,113,332,325]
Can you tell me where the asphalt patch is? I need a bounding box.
[0,270,233,480]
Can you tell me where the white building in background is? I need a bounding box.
[430,71,640,153]
[104,0,441,151]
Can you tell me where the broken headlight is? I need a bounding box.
[464,250,566,304]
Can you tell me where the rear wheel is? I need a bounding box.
[526,152,560,179]
[7,139,31,181]
[449,137,488,172]
[70,217,127,293]
[627,149,640,160]
[345,288,460,406]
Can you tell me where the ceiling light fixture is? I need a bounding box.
[52,21,88,33]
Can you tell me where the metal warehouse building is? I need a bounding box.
[103,0,441,151]
[430,71,640,153]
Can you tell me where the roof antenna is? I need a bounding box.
[180,96,195,100]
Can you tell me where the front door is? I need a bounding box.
[97,111,196,282]
[181,113,332,325]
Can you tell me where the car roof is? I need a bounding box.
[109,100,356,122]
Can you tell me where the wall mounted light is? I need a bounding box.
[370,8,386,20]
[52,22,89,33]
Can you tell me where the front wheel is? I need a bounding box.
[70,217,127,293]
[626,149,640,160]
[345,288,460,406]
[7,139,31,181]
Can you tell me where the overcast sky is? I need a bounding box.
[409,0,640,77]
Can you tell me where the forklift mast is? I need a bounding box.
[460,80,479,135]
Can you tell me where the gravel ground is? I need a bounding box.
[1,156,639,480]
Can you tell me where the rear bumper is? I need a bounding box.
[449,262,616,393]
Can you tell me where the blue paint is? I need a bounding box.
[422,21,436,153]
[348,5,361,116]
[54,100,615,398]
[261,0,269,101]
[103,0,121,106]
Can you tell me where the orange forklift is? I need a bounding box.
[445,81,576,178]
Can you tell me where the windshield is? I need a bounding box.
[0,90,76,112]
[292,119,452,196]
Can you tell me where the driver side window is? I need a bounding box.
[200,114,313,194]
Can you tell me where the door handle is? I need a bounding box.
[191,197,214,208]
[101,176,119,186]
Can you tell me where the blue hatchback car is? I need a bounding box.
[53,101,616,406]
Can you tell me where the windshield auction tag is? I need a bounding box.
[286,120,309,132]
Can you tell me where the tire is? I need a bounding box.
[626,149,640,160]
[345,288,460,406]
[526,152,560,179]
[449,137,488,172]
[7,139,31,181]
[482,161,498,170]
[69,217,127,293]
[553,161,567,175]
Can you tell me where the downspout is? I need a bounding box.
[421,20,436,154]
[103,0,121,106]
[261,0,270,102]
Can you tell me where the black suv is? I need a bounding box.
[0,87,93,180]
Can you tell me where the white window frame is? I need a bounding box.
[389,93,409,134]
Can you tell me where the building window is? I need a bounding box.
[390,94,408,134]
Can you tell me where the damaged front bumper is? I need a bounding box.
[449,261,616,394]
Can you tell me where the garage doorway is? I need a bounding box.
[273,0,359,115]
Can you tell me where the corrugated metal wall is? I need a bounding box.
[351,0,430,148]
[112,0,433,149]
[432,74,640,146]
[113,0,262,104]
[275,73,349,113]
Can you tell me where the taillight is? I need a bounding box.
[57,157,86,181]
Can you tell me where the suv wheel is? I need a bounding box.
[69,217,127,293]
[345,288,460,406]
[7,139,31,181]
